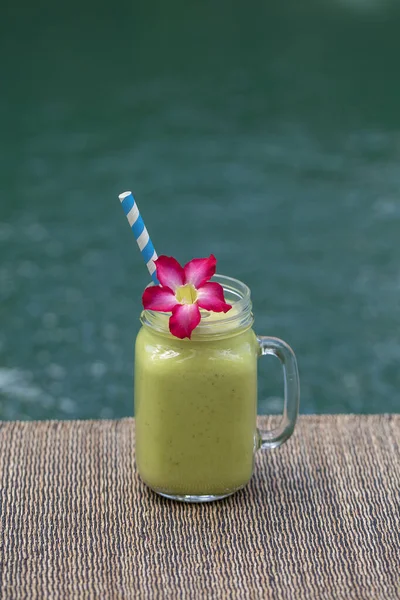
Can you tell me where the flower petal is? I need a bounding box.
[155,256,185,291]
[184,254,217,288]
[169,303,201,339]
[142,285,177,311]
[197,282,233,313]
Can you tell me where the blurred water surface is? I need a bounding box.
[1,0,400,419]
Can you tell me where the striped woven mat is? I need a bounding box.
[0,415,399,599]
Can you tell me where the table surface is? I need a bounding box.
[0,415,399,599]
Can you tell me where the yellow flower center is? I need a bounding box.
[175,284,198,305]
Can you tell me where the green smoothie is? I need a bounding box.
[134,308,258,497]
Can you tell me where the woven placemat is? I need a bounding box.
[0,415,399,599]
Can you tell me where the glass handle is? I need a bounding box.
[256,336,300,450]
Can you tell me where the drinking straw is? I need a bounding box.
[118,191,159,284]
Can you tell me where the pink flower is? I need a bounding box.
[142,255,232,339]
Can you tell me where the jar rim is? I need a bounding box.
[141,274,253,338]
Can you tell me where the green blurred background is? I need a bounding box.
[1,0,400,420]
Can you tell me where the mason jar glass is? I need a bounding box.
[134,275,300,502]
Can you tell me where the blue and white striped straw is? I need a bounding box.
[119,191,159,284]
